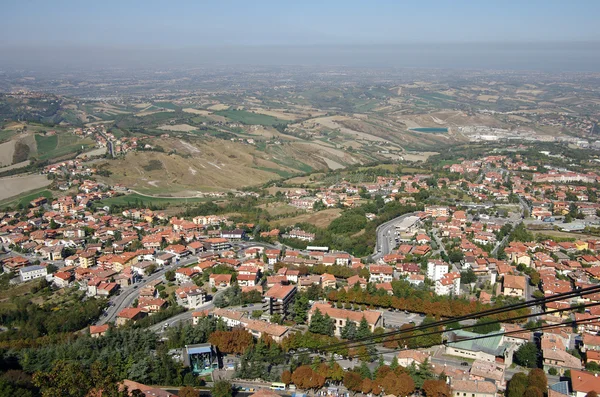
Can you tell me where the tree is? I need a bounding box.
[361,378,372,394]
[379,371,414,397]
[524,386,543,397]
[507,372,528,397]
[33,361,91,397]
[514,342,539,368]
[213,293,227,308]
[527,368,547,393]
[208,329,253,354]
[309,309,334,336]
[293,294,310,324]
[422,379,452,397]
[211,381,232,397]
[46,263,58,274]
[586,392,599,397]
[472,317,501,334]
[448,250,464,263]
[291,366,325,392]
[460,268,477,284]
[178,386,199,397]
[548,367,558,376]
[281,370,292,385]
[271,313,283,325]
[390,356,399,370]
[165,270,175,282]
[357,317,371,338]
[357,362,372,380]
[343,371,363,395]
[341,319,357,340]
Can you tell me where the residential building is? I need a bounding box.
[19,265,48,282]
[116,308,147,326]
[502,275,526,297]
[209,274,232,289]
[570,369,600,397]
[427,259,449,281]
[369,264,394,283]
[451,380,497,397]
[176,285,207,309]
[308,303,383,337]
[263,284,296,318]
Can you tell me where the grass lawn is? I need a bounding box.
[214,109,284,126]
[0,189,53,209]
[35,134,94,161]
[35,134,58,154]
[154,101,180,110]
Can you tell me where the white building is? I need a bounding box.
[19,265,48,282]
[435,272,461,296]
[427,260,449,281]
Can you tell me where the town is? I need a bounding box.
[2,144,600,396]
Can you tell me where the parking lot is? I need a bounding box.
[382,310,425,328]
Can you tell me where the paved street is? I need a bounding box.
[97,255,200,326]
[372,212,419,261]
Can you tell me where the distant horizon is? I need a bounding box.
[2,41,600,73]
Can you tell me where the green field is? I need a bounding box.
[36,134,94,161]
[97,192,211,207]
[154,101,180,110]
[35,134,58,154]
[214,109,284,126]
[0,189,53,209]
[409,127,448,133]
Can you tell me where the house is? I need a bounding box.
[243,319,290,343]
[502,275,526,297]
[435,272,461,296]
[187,241,204,255]
[164,244,190,260]
[138,297,167,313]
[542,346,582,375]
[369,264,394,283]
[209,274,232,289]
[89,324,110,338]
[308,302,383,337]
[470,360,505,390]
[19,264,48,282]
[321,273,337,289]
[263,284,296,318]
[40,245,64,261]
[79,251,96,268]
[277,267,299,283]
[451,379,497,397]
[237,273,259,287]
[131,261,155,276]
[396,350,430,367]
[156,253,175,266]
[570,369,600,397]
[298,275,321,290]
[347,274,367,290]
[176,285,207,309]
[203,238,231,251]
[53,271,72,288]
[221,229,246,240]
[175,268,199,284]
[116,308,147,326]
[211,308,246,328]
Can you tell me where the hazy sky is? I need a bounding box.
[2,0,599,47]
